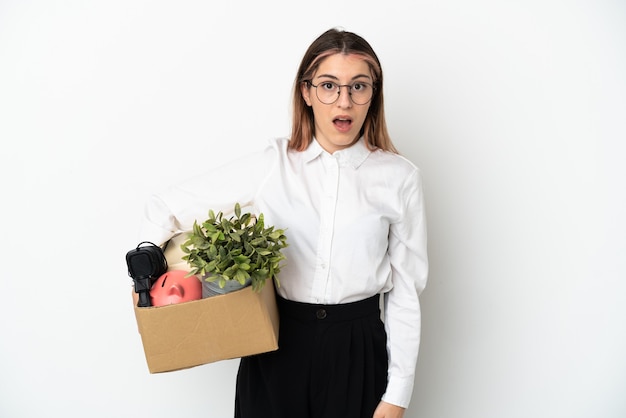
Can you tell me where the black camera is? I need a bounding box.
[126,241,168,307]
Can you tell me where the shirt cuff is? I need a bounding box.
[381,375,414,409]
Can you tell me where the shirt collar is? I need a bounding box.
[301,137,372,169]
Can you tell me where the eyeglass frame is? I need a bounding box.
[305,80,376,105]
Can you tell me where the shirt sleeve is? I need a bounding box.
[381,167,429,408]
[138,142,278,246]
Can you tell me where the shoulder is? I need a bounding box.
[265,137,289,151]
[241,137,289,160]
[366,150,425,200]
[265,137,309,164]
[368,149,422,178]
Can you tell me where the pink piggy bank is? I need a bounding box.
[150,270,202,306]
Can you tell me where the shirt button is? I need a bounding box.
[316,309,327,320]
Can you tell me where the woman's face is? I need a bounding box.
[301,53,373,153]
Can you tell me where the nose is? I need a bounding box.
[336,85,352,108]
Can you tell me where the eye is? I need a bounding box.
[352,82,369,92]
[321,82,337,91]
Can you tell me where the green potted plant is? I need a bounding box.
[180,203,288,296]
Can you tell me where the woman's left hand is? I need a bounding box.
[373,400,405,418]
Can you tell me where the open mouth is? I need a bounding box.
[333,117,353,132]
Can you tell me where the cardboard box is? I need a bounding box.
[133,283,280,373]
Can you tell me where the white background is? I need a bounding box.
[1,1,625,417]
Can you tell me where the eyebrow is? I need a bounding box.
[314,73,372,82]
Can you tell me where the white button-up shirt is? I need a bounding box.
[140,136,428,408]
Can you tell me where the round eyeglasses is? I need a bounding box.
[307,80,374,105]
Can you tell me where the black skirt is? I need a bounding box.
[235,294,388,418]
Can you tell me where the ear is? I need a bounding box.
[301,81,312,106]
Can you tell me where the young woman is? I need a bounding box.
[139,28,428,418]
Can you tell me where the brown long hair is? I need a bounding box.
[289,28,397,153]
